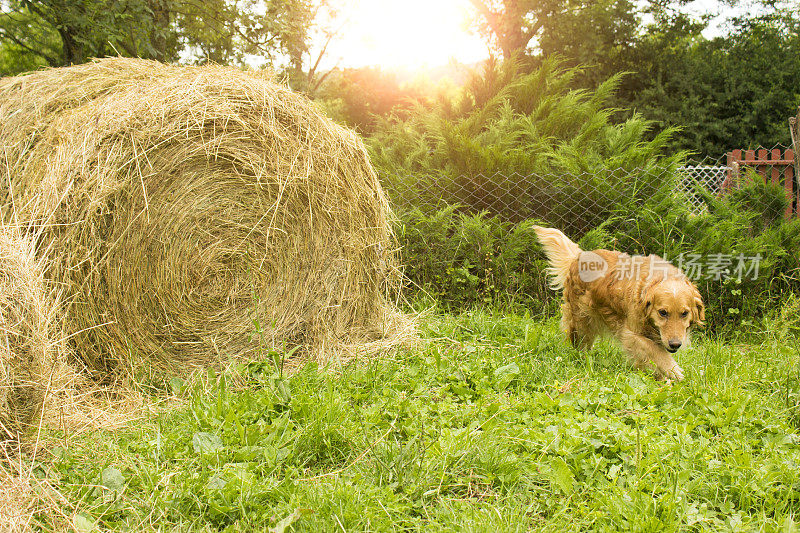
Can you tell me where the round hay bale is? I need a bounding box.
[0,226,60,445]
[0,58,412,378]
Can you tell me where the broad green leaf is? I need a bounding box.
[101,467,125,492]
[270,508,313,533]
[549,457,574,494]
[73,512,96,532]
[193,432,224,455]
[494,362,521,387]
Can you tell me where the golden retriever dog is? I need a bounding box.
[533,226,704,381]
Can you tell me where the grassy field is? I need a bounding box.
[16,307,800,532]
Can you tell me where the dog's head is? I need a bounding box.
[642,277,705,353]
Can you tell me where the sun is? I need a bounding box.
[324,0,489,70]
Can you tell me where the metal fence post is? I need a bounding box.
[790,106,800,216]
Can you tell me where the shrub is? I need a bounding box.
[397,207,552,312]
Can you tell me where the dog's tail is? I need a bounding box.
[533,226,582,290]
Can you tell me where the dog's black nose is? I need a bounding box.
[668,340,682,352]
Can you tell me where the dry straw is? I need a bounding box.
[0,57,413,383]
[0,225,69,447]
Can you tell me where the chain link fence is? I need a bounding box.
[381,149,798,234]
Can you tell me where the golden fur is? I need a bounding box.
[533,226,704,381]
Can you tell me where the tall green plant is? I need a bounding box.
[370,57,688,230]
[369,57,686,177]
[397,207,552,311]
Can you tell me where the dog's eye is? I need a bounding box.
[681,310,689,318]
[658,309,668,318]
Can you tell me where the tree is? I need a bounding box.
[315,66,429,132]
[537,0,640,87]
[468,1,699,85]
[0,0,327,75]
[175,0,316,67]
[618,10,800,156]
[468,0,653,62]
[467,1,799,156]
[0,6,60,72]
[0,0,181,72]
[468,0,560,59]
[282,0,344,94]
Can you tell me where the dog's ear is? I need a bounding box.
[692,297,705,326]
[688,283,705,326]
[639,284,654,317]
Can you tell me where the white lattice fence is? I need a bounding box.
[676,165,729,214]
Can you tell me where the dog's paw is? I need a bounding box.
[665,364,685,382]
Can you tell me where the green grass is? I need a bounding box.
[27,308,800,531]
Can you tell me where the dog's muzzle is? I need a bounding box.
[667,340,682,353]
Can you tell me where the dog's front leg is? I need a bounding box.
[617,328,685,381]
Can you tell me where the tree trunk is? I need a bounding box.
[149,0,170,61]
[470,0,539,59]
[58,27,85,65]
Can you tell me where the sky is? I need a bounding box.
[316,0,769,71]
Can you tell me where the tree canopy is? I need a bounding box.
[0,0,325,74]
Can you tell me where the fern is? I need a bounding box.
[369,57,686,227]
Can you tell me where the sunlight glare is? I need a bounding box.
[327,0,489,69]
